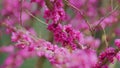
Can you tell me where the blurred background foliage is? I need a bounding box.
[0,0,120,68]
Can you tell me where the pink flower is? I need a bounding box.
[0,46,14,53]
[116,51,120,61]
[44,0,66,23]
[115,39,120,48]
[105,47,116,63]
[115,28,120,36]
[11,32,20,42]
[85,36,100,49]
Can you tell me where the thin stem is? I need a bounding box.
[45,0,53,10]
[36,57,46,68]
[64,0,93,34]
[20,0,23,25]
[111,0,113,10]
[101,26,108,47]
[97,5,118,26]
[25,10,48,26]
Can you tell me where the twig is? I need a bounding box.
[97,5,118,26]
[45,0,53,10]
[111,0,114,10]
[64,0,93,34]
[24,10,48,26]
[20,0,23,25]
[101,26,108,47]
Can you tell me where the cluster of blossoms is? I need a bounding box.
[48,23,84,49]
[43,0,66,23]
[93,39,120,68]
[0,0,31,26]
[0,0,120,68]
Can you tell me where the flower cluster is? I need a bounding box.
[115,39,120,48]
[48,23,84,49]
[94,47,116,68]
[0,0,31,25]
[44,0,66,23]
[0,0,120,68]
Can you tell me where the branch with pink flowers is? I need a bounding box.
[0,0,120,68]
